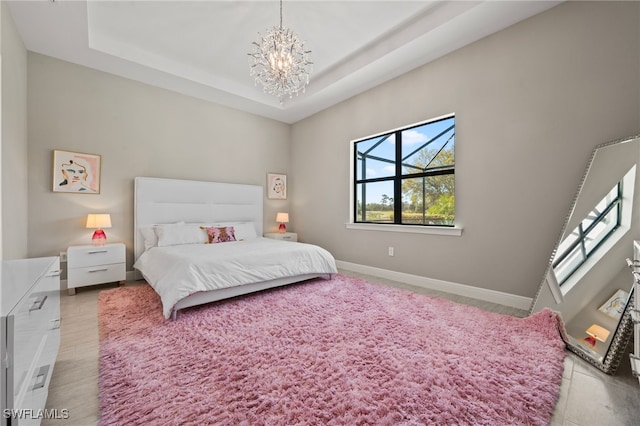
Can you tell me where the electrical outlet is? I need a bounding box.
[59,251,67,262]
[388,247,394,257]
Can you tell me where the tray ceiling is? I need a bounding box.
[7,1,561,123]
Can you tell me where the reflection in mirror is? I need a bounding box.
[531,134,640,374]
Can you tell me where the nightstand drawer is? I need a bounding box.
[264,232,298,242]
[67,244,125,268]
[67,263,125,288]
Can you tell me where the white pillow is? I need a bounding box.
[155,223,207,247]
[140,227,158,251]
[140,222,187,250]
[233,223,258,241]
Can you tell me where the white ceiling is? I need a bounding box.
[7,0,561,124]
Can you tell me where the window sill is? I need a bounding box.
[345,223,463,236]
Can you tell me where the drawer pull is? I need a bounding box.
[88,250,108,254]
[50,318,61,330]
[47,269,62,277]
[32,365,50,390]
[89,268,109,273]
[29,295,48,311]
[626,258,640,268]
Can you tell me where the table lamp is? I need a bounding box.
[276,212,289,233]
[86,213,112,245]
[585,324,610,346]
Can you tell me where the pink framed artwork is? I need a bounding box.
[267,173,287,200]
[52,150,101,194]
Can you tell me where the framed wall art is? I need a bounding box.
[598,289,629,319]
[267,173,287,200]
[52,150,101,194]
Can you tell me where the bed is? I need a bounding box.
[133,177,337,319]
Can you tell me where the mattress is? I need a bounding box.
[134,237,338,318]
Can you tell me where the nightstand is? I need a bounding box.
[264,232,298,242]
[67,243,126,295]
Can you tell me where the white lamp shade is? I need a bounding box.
[276,212,289,223]
[586,324,610,343]
[86,213,112,229]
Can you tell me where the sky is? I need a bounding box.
[355,115,455,205]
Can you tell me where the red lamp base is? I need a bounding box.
[278,223,287,233]
[92,229,107,246]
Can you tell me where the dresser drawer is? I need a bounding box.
[2,257,60,426]
[67,244,125,268]
[17,383,49,426]
[13,335,54,426]
[11,287,59,398]
[68,263,125,288]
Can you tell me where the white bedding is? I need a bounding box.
[134,237,338,318]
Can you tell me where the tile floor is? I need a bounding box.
[43,270,640,425]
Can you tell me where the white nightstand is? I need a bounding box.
[264,232,298,242]
[67,243,126,295]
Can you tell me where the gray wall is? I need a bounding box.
[27,54,291,270]
[1,1,28,259]
[13,1,640,302]
[290,1,640,298]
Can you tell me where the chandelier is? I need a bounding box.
[248,0,313,102]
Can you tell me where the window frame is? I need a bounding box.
[553,181,623,286]
[350,113,456,229]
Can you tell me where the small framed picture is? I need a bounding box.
[598,289,629,319]
[267,173,287,200]
[52,150,101,194]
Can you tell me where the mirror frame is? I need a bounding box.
[565,291,634,374]
[530,134,640,374]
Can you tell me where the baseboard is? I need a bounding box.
[126,270,137,282]
[336,260,532,311]
[63,267,531,311]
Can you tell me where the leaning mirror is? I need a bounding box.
[531,134,640,374]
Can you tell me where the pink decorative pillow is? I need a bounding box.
[202,226,237,244]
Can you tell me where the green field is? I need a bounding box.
[360,210,453,225]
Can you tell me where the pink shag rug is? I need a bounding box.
[98,274,566,425]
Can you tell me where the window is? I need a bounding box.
[553,182,622,285]
[353,114,455,226]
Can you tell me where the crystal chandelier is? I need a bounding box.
[248,0,313,102]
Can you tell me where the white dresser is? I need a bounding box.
[630,241,640,385]
[67,243,126,295]
[1,257,61,426]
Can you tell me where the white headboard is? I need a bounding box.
[134,177,264,266]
